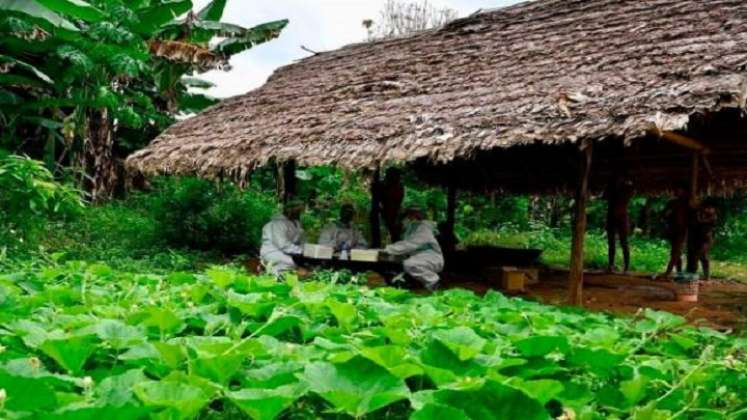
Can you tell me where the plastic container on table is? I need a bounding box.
[339,243,349,261]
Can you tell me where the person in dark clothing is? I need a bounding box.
[604,173,635,273]
[687,201,718,280]
[663,184,691,277]
[380,168,405,242]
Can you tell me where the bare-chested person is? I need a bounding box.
[687,201,718,280]
[380,168,405,242]
[604,173,635,273]
[663,184,691,277]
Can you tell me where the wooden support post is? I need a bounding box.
[568,142,593,306]
[446,184,457,232]
[690,152,699,206]
[276,161,297,204]
[370,167,382,248]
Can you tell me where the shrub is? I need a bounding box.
[150,177,277,255]
[0,154,82,255]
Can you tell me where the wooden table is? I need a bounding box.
[293,254,402,277]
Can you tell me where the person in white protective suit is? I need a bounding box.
[384,207,444,291]
[260,200,306,275]
[318,204,368,251]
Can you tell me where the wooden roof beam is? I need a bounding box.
[648,128,710,154]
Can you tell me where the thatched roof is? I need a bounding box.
[127,0,747,182]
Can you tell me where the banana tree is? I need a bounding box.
[149,0,288,113]
[0,0,288,203]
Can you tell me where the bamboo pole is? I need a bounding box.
[568,142,593,306]
[649,128,710,154]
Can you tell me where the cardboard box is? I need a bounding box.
[351,249,379,262]
[481,266,539,291]
[303,244,334,259]
[500,267,526,291]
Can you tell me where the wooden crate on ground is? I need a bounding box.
[482,266,535,292]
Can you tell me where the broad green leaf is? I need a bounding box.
[507,378,565,405]
[631,401,673,420]
[206,266,235,288]
[643,309,686,329]
[243,362,304,388]
[190,353,244,384]
[134,0,192,34]
[669,333,697,351]
[567,347,625,376]
[326,299,357,331]
[140,307,184,335]
[359,345,423,379]
[0,54,54,84]
[620,375,650,407]
[39,334,98,374]
[89,319,144,350]
[154,341,187,369]
[36,0,104,22]
[177,92,218,113]
[133,380,211,419]
[514,335,570,357]
[96,369,147,407]
[214,20,288,56]
[582,327,620,348]
[256,314,303,337]
[411,403,470,420]
[43,404,150,420]
[432,327,486,361]
[196,0,226,21]
[179,77,215,89]
[183,336,249,383]
[302,356,410,417]
[0,0,78,30]
[0,371,58,412]
[227,291,275,319]
[419,340,485,385]
[0,359,78,389]
[166,271,196,285]
[227,382,308,420]
[419,381,549,420]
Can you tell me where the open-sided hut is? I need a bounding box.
[127,0,747,304]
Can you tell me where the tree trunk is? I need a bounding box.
[568,142,593,306]
[84,108,117,204]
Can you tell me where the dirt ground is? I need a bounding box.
[435,269,747,331]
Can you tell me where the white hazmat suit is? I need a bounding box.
[260,214,305,275]
[385,221,444,290]
[318,222,368,251]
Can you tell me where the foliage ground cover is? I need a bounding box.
[0,263,745,419]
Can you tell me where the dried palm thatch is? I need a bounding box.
[127,0,747,185]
